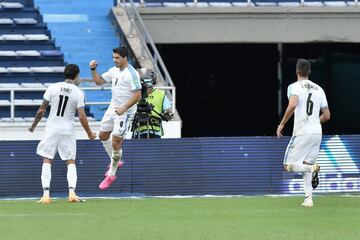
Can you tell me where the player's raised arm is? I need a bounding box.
[89,60,107,86]
[28,100,49,132]
[77,107,97,140]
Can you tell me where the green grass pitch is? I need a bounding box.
[0,195,359,240]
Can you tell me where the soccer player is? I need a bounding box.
[276,59,330,207]
[29,64,97,204]
[89,46,141,189]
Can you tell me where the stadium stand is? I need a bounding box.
[0,0,68,120]
[34,0,121,120]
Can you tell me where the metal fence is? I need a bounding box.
[0,85,176,120]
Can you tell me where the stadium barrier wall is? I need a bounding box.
[0,135,359,198]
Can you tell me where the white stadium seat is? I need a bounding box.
[29,66,54,72]
[186,2,209,7]
[0,118,26,122]
[13,18,38,24]
[1,34,26,41]
[0,83,21,88]
[278,2,301,7]
[21,83,46,88]
[7,67,31,73]
[209,2,233,7]
[14,99,34,105]
[0,100,11,106]
[0,51,17,56]
[0,67,8,73]
[163,2,186,7]
[16,50,41,57]
[255,2,278,6]
[303,1,324,6]
[51,66,65,72]
[323,1,347,6]
[32,99,44,105]
[232,2,255,7]
[24,34,49,41]
[0,18,13,24]
[23,117,46,122]
[0,2,24,9]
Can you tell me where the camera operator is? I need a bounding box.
[133,68,173,139]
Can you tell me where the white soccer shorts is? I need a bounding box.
[37,132,76,160]
[283,134,322,165]
[99,105,134,137]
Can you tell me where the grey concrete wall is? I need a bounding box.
[135,6,360,43]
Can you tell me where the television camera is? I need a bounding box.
[131,68,173,139]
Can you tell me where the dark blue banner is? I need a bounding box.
[0,135,359,197]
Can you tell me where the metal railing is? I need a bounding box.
[116,0,175,88]
[0,85,176,120]
[120,0,359,7]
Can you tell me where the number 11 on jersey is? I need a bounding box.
[57,95,69,117]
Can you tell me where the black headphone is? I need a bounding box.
[149,70,157,85]
[139,69,157,87]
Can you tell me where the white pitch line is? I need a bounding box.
[0,213,88,217]
[0,194,358,201]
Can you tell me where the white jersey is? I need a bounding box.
[101,64,142,114]
[287,80,328,136]
[44,82,85,135]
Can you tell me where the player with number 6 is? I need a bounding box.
[276,59,331,207]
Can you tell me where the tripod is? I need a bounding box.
[131,112,157,139]
[131,99,170,139]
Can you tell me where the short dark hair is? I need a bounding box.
[113,46,128,58]
[64,64,80,80]
[296,59,311,78]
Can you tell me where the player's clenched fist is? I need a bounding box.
[88,131,97,140]
[89,60,98,71]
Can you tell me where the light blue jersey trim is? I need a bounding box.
[287,84,293,99]
[283,136,296,165]
[119,114,131,136]
[128,64,142,90]
[163,95,171,110]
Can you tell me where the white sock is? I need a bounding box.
[67,164,77,194]
[108,149,122,176]
[288,162,312,173]
[101,139,112,160]
[41,163,51,196]
[303,172,312,199]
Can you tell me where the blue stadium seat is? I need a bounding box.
[0,23,49,34]
[0,8,42,20]
[0,40,58,50]
[0,0,69,120]
[0,56,64,67]
[0,72,63,83]
[3,0,34,7]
